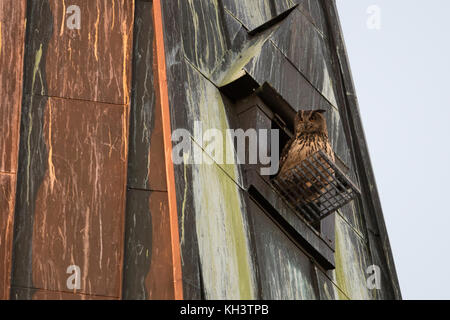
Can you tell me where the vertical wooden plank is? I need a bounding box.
[0,0,27,300]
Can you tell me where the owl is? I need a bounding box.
[276,109,335,204]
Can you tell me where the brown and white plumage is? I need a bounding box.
[277,109,335,203]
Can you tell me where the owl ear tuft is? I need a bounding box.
[315,109,326,114]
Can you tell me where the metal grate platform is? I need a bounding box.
[272,150,361,224]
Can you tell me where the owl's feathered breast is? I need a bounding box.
[279,132,334,176]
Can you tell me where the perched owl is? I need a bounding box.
[277,109,335,204]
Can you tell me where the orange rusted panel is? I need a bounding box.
[123,190,175,299]
[147,191,175,299]
[31,96,127,297]
[25,0,134,105]
[13,95,128,298]
[0,0,26,173]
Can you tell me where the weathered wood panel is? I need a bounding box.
[245,41,333,113]
[222,0,293,32]
[0,0,26,173]
[24,0,134,105]
[13,96,128,298]
[315,265,349,300]
[270,8,338,107]
[127,0,166,192]
[179,0,229,77]
[190,142,256,299]
[334,214,374,299]
[295,0,329,37]
[161,50,260,298]
[123,190,175,299]
[248,199,317,299]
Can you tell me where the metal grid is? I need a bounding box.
[272,150,361,224]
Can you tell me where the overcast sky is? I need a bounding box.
[336,0,450,300]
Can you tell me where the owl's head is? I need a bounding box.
[294,110,328,136]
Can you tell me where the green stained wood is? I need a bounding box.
[183,62,255,299]
[192,147,255,299]
[334,214,373,300]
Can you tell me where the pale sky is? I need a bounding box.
[336,0,450,300]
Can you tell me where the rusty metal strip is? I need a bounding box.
[152,0,183,300]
